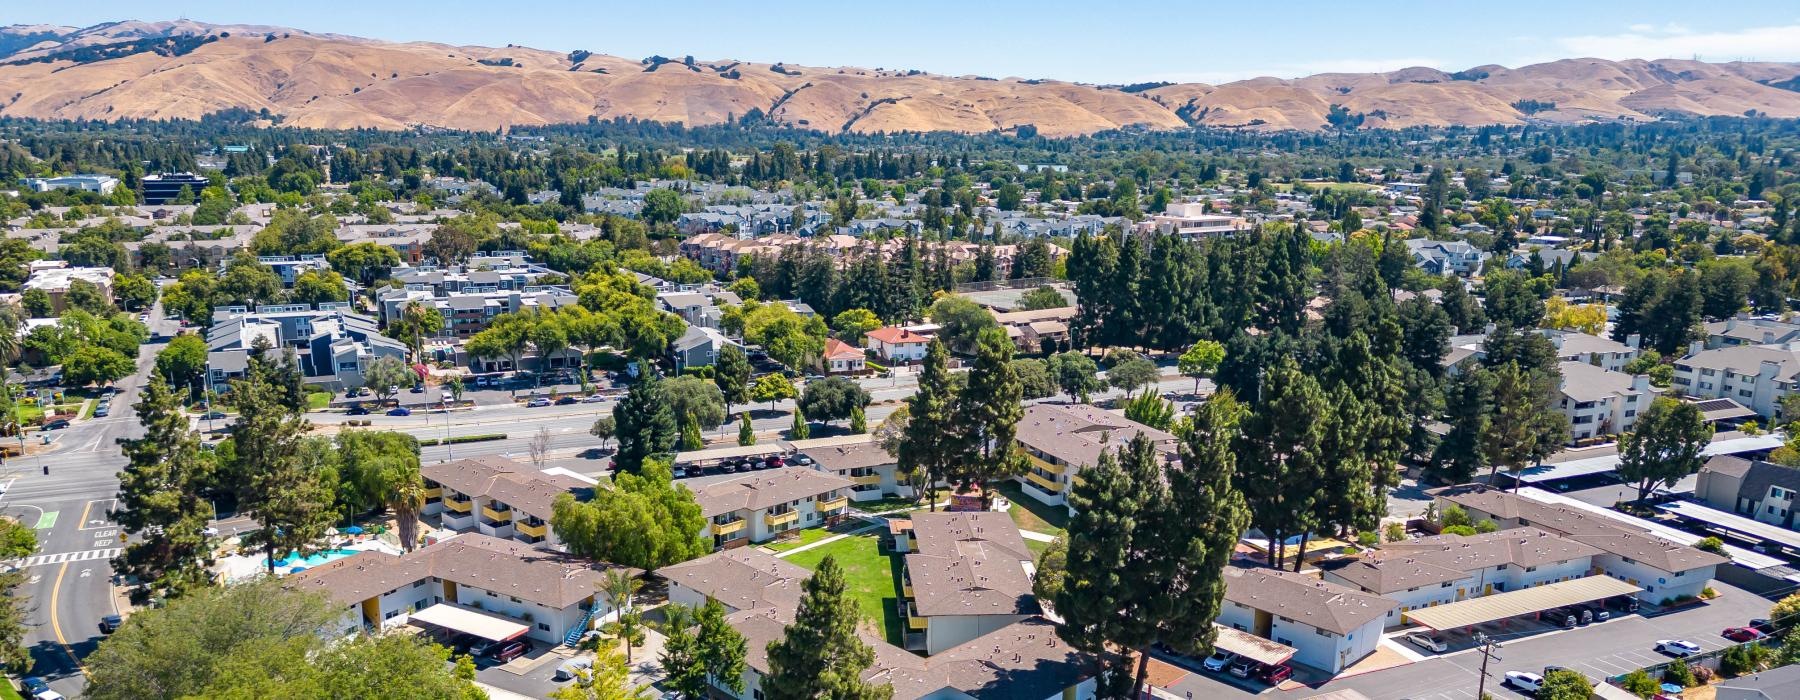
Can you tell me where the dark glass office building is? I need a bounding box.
[140,172,211,205]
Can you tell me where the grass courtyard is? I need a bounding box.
[996,482,1068,537]
[781,530,906,645]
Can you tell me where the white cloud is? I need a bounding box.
[1556,23,1800,62]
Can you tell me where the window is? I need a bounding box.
[538,623,550,631]
[1277,637,1293,646]
[1314,628,1333,638]
[1526,566,1537,572]
[412,580,427,588]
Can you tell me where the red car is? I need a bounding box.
[1722,627,1766,642]
[487,639,529,662]
[1256,663,1292,685]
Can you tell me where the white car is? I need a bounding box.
[1656,639,1702,657]
[1503,671,1544,692]
[581,394,606,403]
[1404,632,1448,653]
[1201,650,1236,672]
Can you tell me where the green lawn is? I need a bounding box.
[763,526,840,553]
[12,404,43,424]
[0,681,22,700]
[306,391,333,410]
[1024,537,1053,559]
[77,400,96,419]
[997,482,1068,537]
[782,531,905,645]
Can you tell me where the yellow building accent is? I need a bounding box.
[908,614,928,631]
[423,486,443,499]
[443,498,473,513]
[816,496,849,512]
[481,505,513,522]
[903,582,914,597]
[360,597,380,626]
[1026,470,1062,492]
[1026,453,1068,474]
[848,473,883,486]
[442,580,458,603]
[713,519,747,535]
[765,510,799,527]
[516,520,548,537]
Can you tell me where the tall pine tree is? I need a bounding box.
[114,375,217,604]
[763,556,891,700]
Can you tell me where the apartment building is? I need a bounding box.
[692,467,855,549]
[1545,330,1640,372]
[1557,361,1653,441]
[21,261,114,314]
[1705,316,1800,349]
[1144,202,1253,239]
[1433,485,1728,603]
[892,512,1038,654]
[658,548,1096,700]
[206,305,406,392]
[1218,566,1395,673]
[1321,528,1602,629]
[1012,403,1179,512]
[1696,456,1800,530]
[789,435,912,502]
[421,456,594,548]
[1671,342,1800,419]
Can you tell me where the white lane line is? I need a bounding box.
[4,547,121,568]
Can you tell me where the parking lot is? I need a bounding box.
[1157,580,1774,699]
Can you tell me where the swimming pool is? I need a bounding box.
[278,548,360,569]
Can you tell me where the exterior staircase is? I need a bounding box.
[563,607,598,647]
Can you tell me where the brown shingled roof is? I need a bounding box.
[1223,566,1397,635]
[421,456,590,521]
[690,466,854,517]
[286,533,635,610]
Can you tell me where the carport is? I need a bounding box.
[674,443,787,468]
[1212,623,1296,666]
[408,603,529,642]
[1402,575,1641,631]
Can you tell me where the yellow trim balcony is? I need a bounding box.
[1026,453,1068,474]
[481,505,513,523]
[713,519,747,535]
[817,496,849,513]
[765,510,799,528]
[515,520,548,537]
[443,498,473,513]
[848,473,883,486]
[1025,470,1062,493]
[905,602,928,630]
[423,487,443,499]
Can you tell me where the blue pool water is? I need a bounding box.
[280,548,360,568]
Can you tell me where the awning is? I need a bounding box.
[408,604,529,642]
[1658,500,1800,550]
[1212,623,1295,666]
[1403,575,1640,631]
[674,443,787,464]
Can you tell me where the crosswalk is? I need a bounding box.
[4,548,122,569]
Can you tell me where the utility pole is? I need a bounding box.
[1474,633,1503,700]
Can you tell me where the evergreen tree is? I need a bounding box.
[1257,227,1311,335]
[231,357,335,574]
[1438,281,1486,334]
[1160,390,1252,658]
[1482,362,1569,488]
[790,408,810,440]
[737,413,756,446]
[1059,436,1168,698]
[696,599,747,695]
[899,340,957,509]
[615,373,678,474]
[714,345,752,417]
[1430,367,1494,484]
[114,375,216,605]
[763,557,892,700]
[1397,294,1453,378]
[1236,357,1326,569]
[953,327,1022,483]
[680,412,705,451]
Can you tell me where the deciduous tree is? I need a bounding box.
[1618,397,1713,502]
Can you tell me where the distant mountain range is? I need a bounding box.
[4,20,1800,136]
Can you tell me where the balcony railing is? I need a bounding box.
[443,498,473,513]
[481,505,513,523]
[423,487,443,499]
[848,473,883,486]
[515,520,548,537]
[764,510,799,528]
[713,519,747,535]
[816,496,848,513]
[1025,470,1061,492]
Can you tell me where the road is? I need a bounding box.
[1,304,174,698]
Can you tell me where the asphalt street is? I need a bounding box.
[0,303,174,698]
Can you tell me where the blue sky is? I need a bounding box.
[14,1,1800,84]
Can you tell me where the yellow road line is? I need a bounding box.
[48,561,84,674]
[76,501,92,530]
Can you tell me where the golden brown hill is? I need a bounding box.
[3,21,1800,135]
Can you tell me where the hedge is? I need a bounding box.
[418,433,507,447]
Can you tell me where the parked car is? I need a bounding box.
[199,411,227,420]
[752,459,770,470]
[356,387,370,396]
[1577,602,1611,622]
[1608,595,1640,614]
[446,633,481,655]
[1722,627,1766,642]
[1655,639,1702,657]
[387,407,412,417]
[93,406,109,418]
[526,397,551,408]
[1255,663,1292,685]
[411,383,425,393]
[581,394,607,403]
[553,657,594,681]
[1227,657,1256,678]
[1503,671,1544,693]
[21,677,51,698]
[1201,650,1236,672]
[791,455,814,466]
[1750,617,1774,634]
[42,418,69,430]
[1559,605,1593,625]
[556,396,578,405]
[346,404,369,415]
[99,614,122,634]
[487,639,529,662]
[767,455,785,468]
[1405,631,1448,653]
[1543,608,1579,629]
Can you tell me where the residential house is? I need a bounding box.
[671,324,738,372]
[1716,664,1800,700]
[989,307,1076,355]
[286,533,634,645]
[823,338,867,375]
[1012,404,1179,512]
[1557,361,1653,441]
[1218,566,1396,673]
[421,456,594,549]
[1705,316,1800,350]
[865,326,931,363]
[893,512,1038,654]
[692,467,855,549]
[1404,239,1487,277]
[1432,485,1728,603]
[1545,330,1640,372]
[1695,456,1800,531]
[790,434,913,502]
[1145,202,1253,239]
[21,261,114,314]
[1321,528,1603,629]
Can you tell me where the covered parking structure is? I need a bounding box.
[1658,500,1800,555]
[1212,623,1296,667]
[673,443,788,469]
[407,603,530,643]
[1402,575,1641,631]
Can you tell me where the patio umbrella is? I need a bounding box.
[343,526,365,535]
[289,566,308,574]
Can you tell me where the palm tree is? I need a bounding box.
[600,569,646,662]
[392,477,425,552]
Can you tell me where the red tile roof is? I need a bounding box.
[866,326,927,345]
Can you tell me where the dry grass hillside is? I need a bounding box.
[3,21,1800,135]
